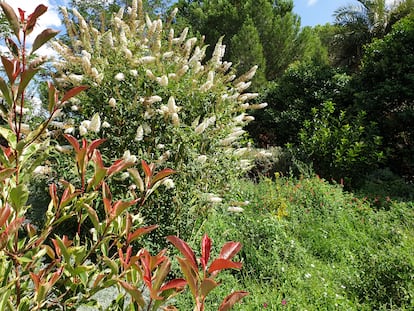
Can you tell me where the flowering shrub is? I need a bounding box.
[0,3,246,309]
[50,0,265,240]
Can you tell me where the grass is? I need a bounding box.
[174,174,414,310]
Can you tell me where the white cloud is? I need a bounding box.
[1,0,64,57]
[307,0,318,6]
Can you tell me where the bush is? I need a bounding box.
[290,101,385,188]
[49,1,265,243]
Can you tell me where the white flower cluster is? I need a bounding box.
[79,113,101,136]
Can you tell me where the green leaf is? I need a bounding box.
[47,82,57,113]
[200,278,218,298]
[10,185,29,211]
[118,281,146,307]
[18,67,40,98]
[0,77,13,107]
[0,3,20,41]
[0,168,15,182]
[84,203,100,231]
[176,257,198,299]
[0,289,11,311]
[31,28,60,54]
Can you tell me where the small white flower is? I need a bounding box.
[156,144,165,149]
[108,97,116,108]
[89,113,101,133]
[79,125,88,136]
[171,113,180,126]
[227,206,244,213]
[64,127,75,134]
[102,121,110,128]
[135,125,144,141]
[33,166,51,175]
[138,56,156,64]
[81,120,91,129]
[156,75,169,87]
[195,122,207,134]
[162,178,175,189]
[123,150,137,163]
[305,273,312,279]
[234,148,248,156]
[249,103,268,110]
[55,145,73,153]
[115,72,125,81]
[145,95,162,104]
[207,194,222,203]
[167,96,178,113]
[71,105,79,111]
[197,155,207,164]
[146,69,155,80]
[130,69,138,76]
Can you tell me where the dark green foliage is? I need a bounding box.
[291,101,385,187]
[173,0,322,82]
[355,14,414,179]
[247,62,352,147]
[230,17,266,88]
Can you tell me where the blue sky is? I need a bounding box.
[293,0,359,26]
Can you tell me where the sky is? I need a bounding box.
[294,0,398,26]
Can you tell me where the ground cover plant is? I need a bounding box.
[182,175,414,310]
[0,2,247,310]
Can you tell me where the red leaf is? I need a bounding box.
[167,236,198,272]
[18,8,25,22]
[29,272,40,291]
[49,184,59,209]
[201,234,212,272]
[0,204,11,227]
[160,278,187,292]
[208,258,242,274]
[107,159,134,177]
[1,56,20,84]
[141,160,152,176]
[26,5,48,34]
[87,139,106,158]
[127,225,159,244]
[5,217,24,236]
[60,86,88,104]
[111,199,139,218]
[151,168,176,185]
[219,241,242,260]
[218,291,249,311]
[63,134,80,153]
